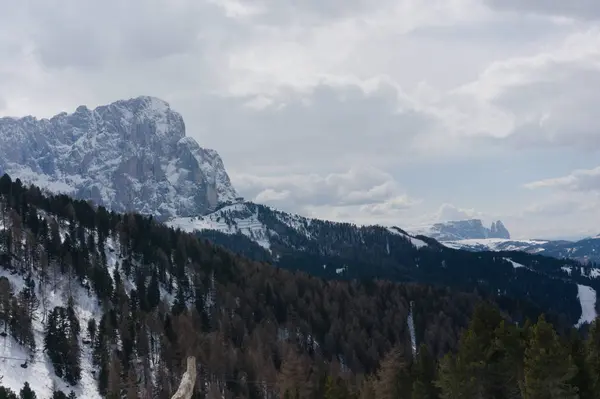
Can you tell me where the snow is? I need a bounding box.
[407,301,416,360]
[0,213,180,398]
[169,203,272,251]
[562,266,572,275]
[504,258,525,269]
[386,227,428,249]
[0,269,101,399]
[575,285,598,328]
[442,238,547,251]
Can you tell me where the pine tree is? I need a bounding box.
[585,318,600,398]
[147,270,160,310]
[523,315,578,399]
[411,344,439,399]
[19,382,36,399]
[0,386,18,399]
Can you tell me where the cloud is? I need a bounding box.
[524,166,600,192]
[435,203,483,222]
[182,79,436,172]
[232,165,419,218]
[447,28,600,150]
[2,0,600,240]
[485,0,600,21]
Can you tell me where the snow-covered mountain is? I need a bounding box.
[443,236,600,265]
[169,201,429,255]
[409,219,511,241]
[0,96,238,219]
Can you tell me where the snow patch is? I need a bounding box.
[504,258,525,269]
[575,284,597,328]
[387,227,428,249]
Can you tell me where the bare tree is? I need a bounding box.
[171,356,197,399]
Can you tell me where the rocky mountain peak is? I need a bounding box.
[490,220,510,239]
[0,96,238,219]
[410,218,511,241]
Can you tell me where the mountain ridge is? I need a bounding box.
[0,95,238,219]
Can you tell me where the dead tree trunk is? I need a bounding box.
[171,356,197,399]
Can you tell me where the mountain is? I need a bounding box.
[409,219,511,241]
[0,96,238,219]
[442,236,600,265]
[0,174,555,398]
[169,201,599,327]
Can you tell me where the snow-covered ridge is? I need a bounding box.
[0,96,238,219]
[442,238,548,252]
[168,202,429,252]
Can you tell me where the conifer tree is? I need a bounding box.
[523,315,578,399]
[19,383,35,399]
[147,270,160,310]
[585,319,600,398]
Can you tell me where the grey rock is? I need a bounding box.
[0,96,237,219]
[412,219,512,241]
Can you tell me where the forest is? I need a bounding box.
[0,173,597,398]
[194,202,600,327]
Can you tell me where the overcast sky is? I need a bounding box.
[2,0,600,239]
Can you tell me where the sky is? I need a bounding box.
[1,0,600,240]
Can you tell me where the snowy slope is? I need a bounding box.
[442,238,549,252]
[0,268,101,399]
[0,96,238,219]
[169,201,429,253]
[0,211,178,398]
[575,285,598,328]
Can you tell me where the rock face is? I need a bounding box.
[0,96,238,219]
[412,219,511,241]
[490,220,510,239]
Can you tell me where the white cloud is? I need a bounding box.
[232,166,419,222]
[2,0,600,239]
[435,203,483,222]
[524,166,600,192]
[485,0,600,21]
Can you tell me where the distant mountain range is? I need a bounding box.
[409,219,600,265]
[442,236,600,265]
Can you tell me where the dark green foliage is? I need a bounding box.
[523,316,578,398]
[0,386,17,399]
[44,305,81,385]
[19,383,35,399]
[434,309,598,399]
[147,270,160,310]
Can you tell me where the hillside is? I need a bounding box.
[0,174,540,398]
[169,201,599,327]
